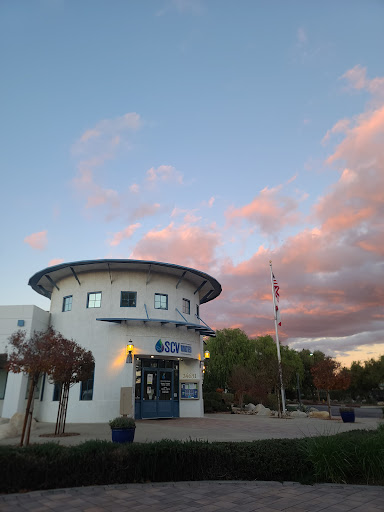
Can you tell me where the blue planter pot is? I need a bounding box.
[111,427,135,443]
[340,410,355,423]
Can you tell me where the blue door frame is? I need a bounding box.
[135,360,179,419]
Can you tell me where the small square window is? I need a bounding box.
[17,320,24,327]
[87,292,102,308]
[154,293,168,310]
[62,295,73,312]
[121,291,137,307]
[182,298,190,315]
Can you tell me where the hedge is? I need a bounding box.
[0,427,383,493]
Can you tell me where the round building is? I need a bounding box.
[17,259,221,423]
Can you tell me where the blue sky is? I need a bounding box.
[1,0,384,365]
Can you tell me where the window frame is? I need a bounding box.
[62,295,73,312]
[182,298,190,315]
[154,293,168,310]
[120,291,137,308]
[87,291,102,309]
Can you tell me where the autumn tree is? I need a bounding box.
[7,328,59,446]
[49,334,94,435]
[311,357,351,418]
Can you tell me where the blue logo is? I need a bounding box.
[155,339,164,353]
[155,340,192,354]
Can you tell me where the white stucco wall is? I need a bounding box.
[0,305,50,418]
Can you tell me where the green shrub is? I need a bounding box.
[203,392,230,413]
[304,427,384,485]
[109,416,136,429]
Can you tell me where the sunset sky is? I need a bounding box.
[1,1,383,367]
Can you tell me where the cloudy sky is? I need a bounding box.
[1,0,383,366]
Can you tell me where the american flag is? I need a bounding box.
[272,272,281,327]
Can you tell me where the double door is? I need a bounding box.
[135,359,179,419]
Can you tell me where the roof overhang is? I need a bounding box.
[96,317,216,337]
[28,259,222,305]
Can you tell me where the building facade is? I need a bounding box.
[0,260,221,423]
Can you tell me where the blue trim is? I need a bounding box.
[175,308,187,322]
[96,317,216,336]
[176,270,187,289]
[28,259,222,304]
[70,266,81,286]
[194,280,207,295]
[45,274,59,291]
[144,303,150,319]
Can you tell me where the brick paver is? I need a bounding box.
[1,481,383,512]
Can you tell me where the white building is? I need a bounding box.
[0,259,221,422]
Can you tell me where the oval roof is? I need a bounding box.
[28,259,222,304]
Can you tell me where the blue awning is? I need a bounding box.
[96,317,216,337]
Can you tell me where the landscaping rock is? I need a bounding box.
[309,407,319,412]
[255,404,272,416]
[245,403,256,412]
[309,411,330,419]
[290,410,307,418]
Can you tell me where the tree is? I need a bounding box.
[298,349,326,400]
[7,328,60,446]
[228,365,256,407]
[311,357,351,418]
[203,328,254,392]
[7,327,94,444]
[49,334,94,435]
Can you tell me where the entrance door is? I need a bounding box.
[135,359,179,419]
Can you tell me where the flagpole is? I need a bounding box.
[269,260,286,414]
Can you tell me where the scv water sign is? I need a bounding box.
[155,339,192,354]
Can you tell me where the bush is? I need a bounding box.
[109,417,136,429]
[0,438,312,493]
[1,427,383,493]
[203,392,230,413]
[304,427,384,485]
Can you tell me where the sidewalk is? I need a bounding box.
[0,481,383,512]
[0,413,382,446]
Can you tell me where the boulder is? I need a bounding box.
[255,405,272,416]
[290,410,307,418]
[309,407,319,412]
[309,411,330,419]
[245,403,256,412]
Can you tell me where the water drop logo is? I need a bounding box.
[155,339,164,353]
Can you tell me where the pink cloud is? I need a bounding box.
[131,222,221,271]
[131,203,161,221]
[129,183,140,193]
[208,196,215,207]
[24,231,48,250]
[109,223,141,247]
[48,258,64,266]
[226,186,300,233]
[146,165,183,185]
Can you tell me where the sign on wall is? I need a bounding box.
[181,382,198,399]
[155,339,192,354]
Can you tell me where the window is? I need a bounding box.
[121,291,137,307]
[0,370,7,400]
[53,382,62,401]
[182,298,190,315]
[62,295,72,312]
[196,304,200,318]
[87,292,102,308]
[154,293,168,310]
[80,365,95,400]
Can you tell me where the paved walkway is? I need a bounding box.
[0,481,383,512]
[1,413,382,446]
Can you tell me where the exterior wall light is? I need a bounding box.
[204,350,210,359]
[126,341,134,364]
